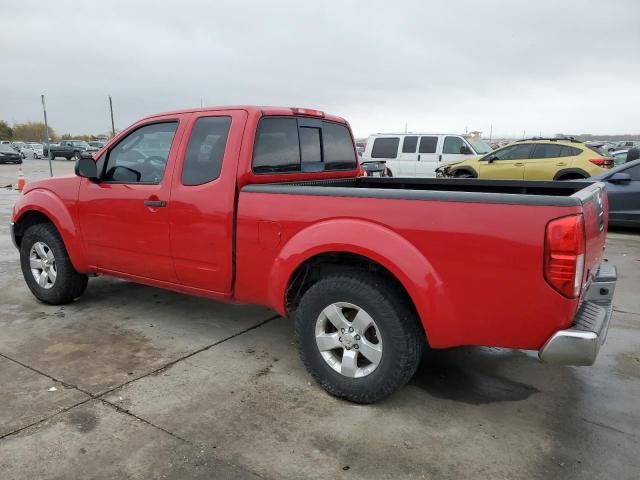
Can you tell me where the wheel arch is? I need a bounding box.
[13,191,89,272]
[450,166,478,178]
[553,168,589,180]
[269,219,457,347]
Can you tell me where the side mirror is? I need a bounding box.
[75,157,99,180]
[486,154,499,163]
[460,145,472,155]
[608,172,631,184]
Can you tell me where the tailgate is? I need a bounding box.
[575,182,608,289]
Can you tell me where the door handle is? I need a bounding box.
[144,200,167,207]
[557,162,567,166]
[514,162,524,167]
[418,154,421,161]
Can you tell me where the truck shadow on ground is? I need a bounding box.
[410,347,540,405]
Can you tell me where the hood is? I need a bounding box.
[22,175,81,195]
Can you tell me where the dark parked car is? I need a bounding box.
[0,144,23,164]
[592,159,640,227]
[44,140,98,161]
[360,160,389,177]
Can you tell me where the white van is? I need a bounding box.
[361,133,492,177]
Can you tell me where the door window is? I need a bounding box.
[443,136,469,154]
[181,116,231,186]
[491,143,534,160]
[371,137,399,158]
[419,136,438,153]
[402,136,418,153]
[103,122,178,184]
[530,144,563,159]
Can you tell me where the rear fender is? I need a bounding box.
[13,189,89,272]
[268,218,459,346]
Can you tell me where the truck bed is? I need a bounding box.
[242,177,602,207]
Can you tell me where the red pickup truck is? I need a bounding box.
[10,106,617,403]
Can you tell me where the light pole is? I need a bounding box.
[109,95,115,138]
[41,94,52,177]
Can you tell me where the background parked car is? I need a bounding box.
[611,149,628,165]
[591,159,640,227]
[0,143,23,163]
[88,141,106,149]
[45,140,98,160]
[362,133,492,177]
[21,143,44,159]
[360,160,389,176]
[441,138,613,180]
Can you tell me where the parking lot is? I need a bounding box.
[1,159,639,479]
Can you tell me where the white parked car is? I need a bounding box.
[361,133,493,177]
[21,143,45,159]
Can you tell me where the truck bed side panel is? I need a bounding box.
[235,191,581,350]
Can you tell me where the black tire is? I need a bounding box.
[73,151,81,161]
[50,152,55,160]
[295,271,424,403]
[16,160,23,165]
[19,223,88,305]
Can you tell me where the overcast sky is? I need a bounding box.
[2,0,639,138]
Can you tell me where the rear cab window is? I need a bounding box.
[252,117,357,173]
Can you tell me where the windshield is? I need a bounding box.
[69,140,90,148]
[0,145,16,153]
[465,137,492,154]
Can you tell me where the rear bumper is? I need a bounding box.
[539,263,616,366]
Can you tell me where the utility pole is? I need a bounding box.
[41,95,52,177]
[489,124,493,143]
[109,96,116,138]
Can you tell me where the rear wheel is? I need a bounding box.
[19,223,88,305]
[295,271,424,403]
[73,151,81,161]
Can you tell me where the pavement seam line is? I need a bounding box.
[0,397,93,441]
[95,314,281,399]
[0,351,94,397]
[0,315,279,447]
[97,398,193,445]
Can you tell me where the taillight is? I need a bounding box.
[589,157,614,168]
[544,215,585,298]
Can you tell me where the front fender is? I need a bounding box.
[12,188,89,272]
[268,218,459,347]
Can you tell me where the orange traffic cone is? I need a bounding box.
[16,168,26,191]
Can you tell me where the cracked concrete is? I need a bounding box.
[1,161,639,479]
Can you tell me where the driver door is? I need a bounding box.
[77,116,185,282]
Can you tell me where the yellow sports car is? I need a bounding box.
[442,138,613,180]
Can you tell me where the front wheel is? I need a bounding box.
[295,271,424,403]
[19,223,88,305]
